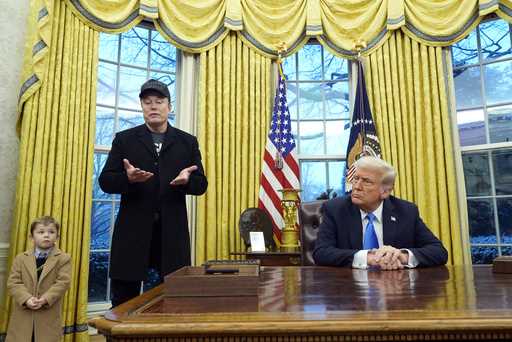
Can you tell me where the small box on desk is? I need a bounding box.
[493,256,512,273]
[164,264,260,297]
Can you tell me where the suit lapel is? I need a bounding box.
[39,248,61,284]
[160,125,177,155]
[382,198,398,245]
[347,199,363,249]
[22,251,37,289]
[136,125,158,158]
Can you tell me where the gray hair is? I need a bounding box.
[353,156,396,189]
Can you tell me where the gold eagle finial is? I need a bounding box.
[353,39,367,58]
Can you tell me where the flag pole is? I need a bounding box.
[354,40,367,149]
[275,42,301,251]
[345,39,384,193]
[274,42,286,171]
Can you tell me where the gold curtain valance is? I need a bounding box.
[62,0,512,56]
[17,0,512,119]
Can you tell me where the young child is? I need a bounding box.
[6,216,71,342]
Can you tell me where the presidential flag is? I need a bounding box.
[258,64,300,242]
[345,60,382,191]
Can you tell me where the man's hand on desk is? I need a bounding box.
[367,245,409,270]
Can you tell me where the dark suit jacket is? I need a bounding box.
[99,124,207,281]
[312,195,448,267]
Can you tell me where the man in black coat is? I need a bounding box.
[99,79,208,307]
[313,156,447,269]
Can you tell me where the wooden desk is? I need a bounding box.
[231,251,301,266]
[90,266,512,341]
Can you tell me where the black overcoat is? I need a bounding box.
[99,124,207,281]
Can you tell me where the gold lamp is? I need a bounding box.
[279,188,301,251]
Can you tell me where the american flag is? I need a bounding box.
[258,65,300,242]
[344,60,381,192]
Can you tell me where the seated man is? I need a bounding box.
[313,156,448,270]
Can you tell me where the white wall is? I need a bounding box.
[0,0,31,296]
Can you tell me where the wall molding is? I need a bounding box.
[0,242,9,273]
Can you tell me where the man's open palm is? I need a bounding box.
[123,159,154,183]
[170,165,198,186]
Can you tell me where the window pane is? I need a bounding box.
[97,62,117,107]
[282,55,297,80]
[91,201,112,250]
[454,66,482,109]
[488,105,512,143]
[467,199,496,244]
[298,83,323,119]
[150,31,176,72]
[483,60,512,105]
[299,121,324,155]
[88,252,109,302]
[493,149,512,195]
[118,66,147,110]
[287,82,298,120]
[300,161,326,201]
[497,198,512,244]
[99,33,119,62]
[92,153,109,200]
[462,152,491,196]
[471,246,498,264]
[325,81,350,119]
[451,20,512,266]
[480,20,512,62]
[328,161,345,197]
[324,51,348,81]
[120,28,149,67]
[290,120,298,136]
[168,114,176,127]
[452,31,478,67]
[118,110,144,132]
[503,246,512,256]
[298,44,322,80]
[115,201,120,215]
[457,109,486,146]
[325,120,348,155]
[92,28,179,304]
[95,106,115,146]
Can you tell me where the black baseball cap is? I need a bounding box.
[139,79,170,100]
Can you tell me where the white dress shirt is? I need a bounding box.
[35,247,52,258]
[352,201,419,269]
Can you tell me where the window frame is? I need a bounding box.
[283,41,352,201]
[89,23,179,309]
[452,17,512,263]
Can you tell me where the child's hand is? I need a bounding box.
[25,296,41,310]
[35,297,48,307]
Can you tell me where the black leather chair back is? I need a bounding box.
[239,207,276,250]
[299,200,326,266]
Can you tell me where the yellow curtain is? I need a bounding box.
[17,0,53,125]
[11,0,509,132]
[61,0,512,59]
[363,30,464,265]
[195,32,272,264]
[1,1,98,341]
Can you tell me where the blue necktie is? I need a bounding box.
[363,213,379,250]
